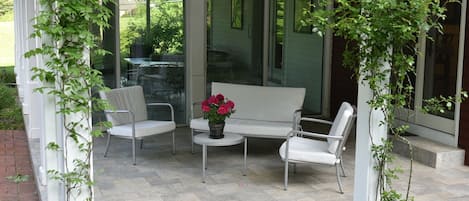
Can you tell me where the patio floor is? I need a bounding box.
[93,127,469,201]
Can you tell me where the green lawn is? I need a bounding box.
[0,21,15,67]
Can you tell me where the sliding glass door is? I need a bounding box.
[95,0,186,123]
[397,1,465,140]
[206,0,264,95]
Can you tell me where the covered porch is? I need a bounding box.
[76,128,469,200]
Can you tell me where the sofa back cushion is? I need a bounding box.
[211,82,306,122]
[99,86,148,126]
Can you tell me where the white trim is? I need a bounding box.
[454,0,467,146]
[262,0,270,85]
[321,1,334,118]
[396,119,456,146]
[416,113,455,134]
[186,0,206,121]
[115,3,121,88]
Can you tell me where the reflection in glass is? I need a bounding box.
[423,2,460,119]
[207,0,264,95]
[119,0,186,123]
[268,0,285,85]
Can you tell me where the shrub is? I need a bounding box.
[0,83,15,110]
[0,83,23,129]
[0,67,16,84]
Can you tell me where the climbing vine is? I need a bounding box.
[307,0,465,200]
[25,0,112,200]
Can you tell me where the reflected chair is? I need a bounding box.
[99,86,176,165]
[279,102,356,193]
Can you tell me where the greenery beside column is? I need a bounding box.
[308,0,466,200]
[25,0,112,200]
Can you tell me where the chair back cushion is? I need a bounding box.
[211,82,306,122]
[327,102,355,153]
[99,86,148,126]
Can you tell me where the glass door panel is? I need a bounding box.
[119,0,186,123]
[422,2,461,120]
[268,0,285,85]
[206,0,264,95]
[398,0,463,135]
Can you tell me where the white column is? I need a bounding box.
[185,0,206,121]
[353,73,389,200]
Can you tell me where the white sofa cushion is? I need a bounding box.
[109,120,176,138]
[279,137,338,165]
[190,118,293,138]
[211,82,305,122]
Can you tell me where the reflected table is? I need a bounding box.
[193,133,247,183]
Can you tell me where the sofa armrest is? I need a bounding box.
[293,109,302,130]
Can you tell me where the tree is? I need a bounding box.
[0,0,13,17]
[120,0,184,57]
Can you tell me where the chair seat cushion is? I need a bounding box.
[279,136,338,165]
[108,120,176,138]
[190,118,293,138]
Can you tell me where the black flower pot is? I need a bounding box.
[208,121,225,139]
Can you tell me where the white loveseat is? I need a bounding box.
[190,82,306,152]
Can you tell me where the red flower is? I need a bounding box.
[202,99,209,107]
[217,104,230,115]
[202,105,211,112]
[216,93,225,101]
[208,96,218,104]
[226,100,235,109]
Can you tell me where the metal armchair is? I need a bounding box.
[279,102,356,193]
[99,86,176,165]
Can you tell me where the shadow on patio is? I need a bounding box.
[92,127,469,201]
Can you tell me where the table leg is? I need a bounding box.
[243,137,247,176]
[202,144,206,183]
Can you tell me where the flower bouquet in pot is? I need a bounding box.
[202,93,235,139]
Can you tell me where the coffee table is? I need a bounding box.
[193,132,247,183]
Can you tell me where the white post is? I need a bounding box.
[353,71,389,200]
[185,0,206,120]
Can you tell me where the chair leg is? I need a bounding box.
[191,130,194,154]
[340,159,346,177]
[172,131,176,154]
[132,137,136,165]
[336,164,344,194]
[284,160,289,191]
[140,139,144,149]
[104,133,111,157]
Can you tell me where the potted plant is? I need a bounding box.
[201,94,235,139]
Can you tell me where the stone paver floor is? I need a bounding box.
[0,130,39,201]
[93,127,469,201]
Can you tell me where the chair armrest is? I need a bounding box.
[301,117,333,125]
[147,103,175,121]
[104,109,133,115]
[287,130,343,140]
